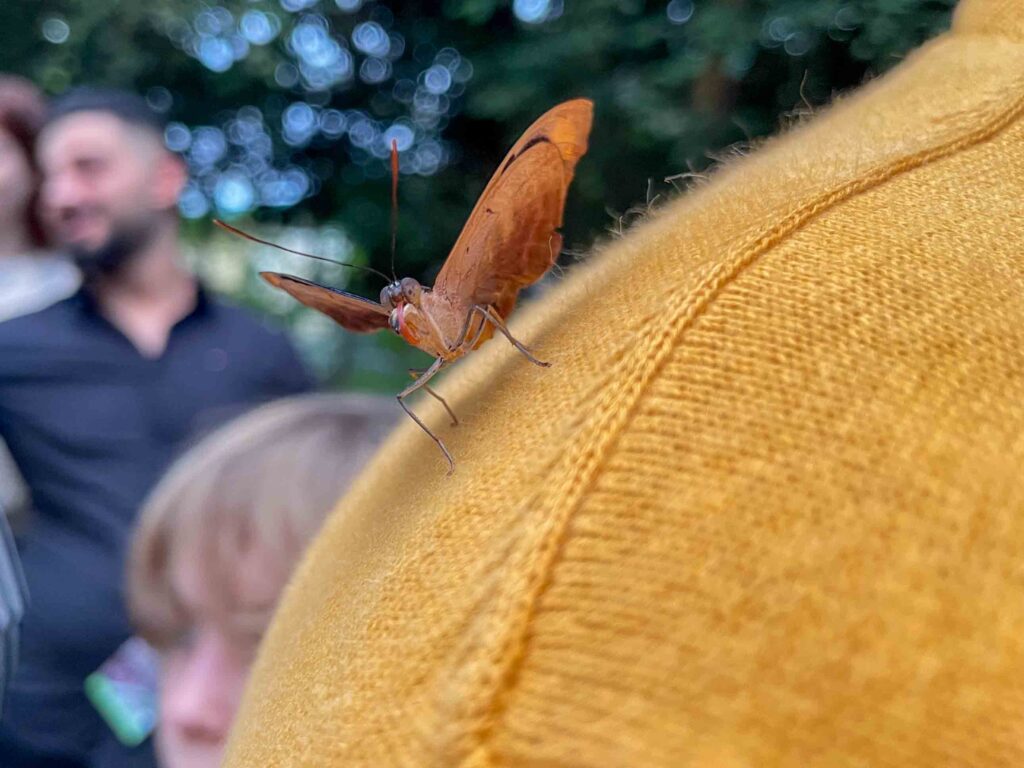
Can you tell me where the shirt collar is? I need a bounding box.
[72,279,212,321]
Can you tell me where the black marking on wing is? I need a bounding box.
[268,273,384,307]
[260,272,390,333]
[501,135,554,175]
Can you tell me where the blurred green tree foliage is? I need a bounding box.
[0,0,955,387]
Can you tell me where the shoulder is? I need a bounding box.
[0,253,81,324]
[0,296,77,345]
[204,296,314,393]
[206,297,294,347]
[203,296,310,375]
[0,298,79,379]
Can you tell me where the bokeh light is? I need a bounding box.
[164,122,192,153]
[214,171,257,216]
[513,0,562,25]
[359,57,391,85]
[198,36,234,72]
[666,0,694,25]
[382,122,414,152]
[178,182,210,219]
[146,86,174,113]
[352,21,389,57]
[240,10,280,45]
[41,17,70,44]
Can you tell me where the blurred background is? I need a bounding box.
[0,0,956,390]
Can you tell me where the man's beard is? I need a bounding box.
[70,221,154,282]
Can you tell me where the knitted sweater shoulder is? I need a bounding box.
[226,1,1024,764]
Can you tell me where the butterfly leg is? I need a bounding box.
[408,368,458,426]
[452,303,487,350]
[398,357,456,475]
[474,305,551,368]
[462,307,491,350]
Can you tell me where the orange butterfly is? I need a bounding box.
[217,98,592,473]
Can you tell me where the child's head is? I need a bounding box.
[127,393,394,768]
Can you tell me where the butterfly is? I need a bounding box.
[217,98,593,474]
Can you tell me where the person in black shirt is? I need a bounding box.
[0,88,312,767]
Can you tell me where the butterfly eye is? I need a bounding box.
[379,285,394,308]
[400,277,421,302]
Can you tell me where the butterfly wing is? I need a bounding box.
[261,272,390,333]
[432,99,593,316]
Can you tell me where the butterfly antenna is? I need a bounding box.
[214,220,391,283]
[390,138,399,283]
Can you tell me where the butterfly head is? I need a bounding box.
[380,276,422,310]
[382,277,431,348]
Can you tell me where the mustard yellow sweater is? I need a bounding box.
[226,1,1024,764]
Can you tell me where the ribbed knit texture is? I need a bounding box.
[225,1,1024,764]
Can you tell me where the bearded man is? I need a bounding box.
[0,88,312,767]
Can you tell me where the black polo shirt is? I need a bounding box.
[0,286,312,765]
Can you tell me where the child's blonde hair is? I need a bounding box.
[127,393,394,648]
